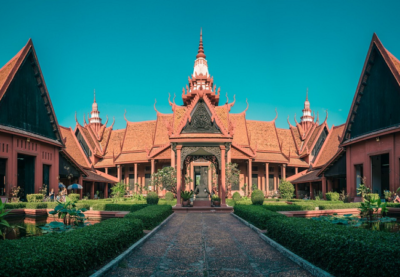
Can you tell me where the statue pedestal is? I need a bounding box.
[193,200,211,207]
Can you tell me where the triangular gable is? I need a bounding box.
[343,33,400,143]
[0,39,63,143]
[181,98,222,134]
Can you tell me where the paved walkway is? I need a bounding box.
[109,213,313,277]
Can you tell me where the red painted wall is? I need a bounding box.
[346,132,400,197]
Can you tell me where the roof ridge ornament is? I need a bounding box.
[272,108,278,122]
[75,111,79,125]
[287,115,294,128]
[196,28,206,59]
[124,110,128,123]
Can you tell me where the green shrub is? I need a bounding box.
[26,194,44,202]
[91,203,148,212]
[262,203,317,212]
[68,193,80,202]
[318,203,361,210]
[235,200,252,205]
[5,202,26,209]
[0,217,143,277]
[251,189,264,205]
[125,205,172,230]
[232,192,242,201]
[26,203,48,209]
[234,205,285,229]
[146,192,159,205]
[325,192,340,201]
[279,180,295,199]
[260,215,400,276]
[366,193,380,201]
[164,191,175,201]
[387,203,400,207]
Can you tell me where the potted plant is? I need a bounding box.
[181,191,193,207]
[212,195,221,207]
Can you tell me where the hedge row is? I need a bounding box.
[233,205,285,229]
[262,203,317,212]
[125,205,173,230]
[4,202,90,210]
[234,205,400,276]
[0,217,143,277]
[318,203,361,210]
[91,203,148,212]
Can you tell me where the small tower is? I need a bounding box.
[300,89,314,133]
[193,29,209,77]
[89,89,102,133]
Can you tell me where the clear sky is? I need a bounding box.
[1,0,400,130]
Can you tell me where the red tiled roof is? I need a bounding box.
[287,169,321,184]
[215,105,229,131]
[288,157,309,167]
[247,121,279,151]
[83,169,118,183]
[231,146,252,159]
[115,152,149,163]
[105,129,125,156]
[154,114,172,146]
[254,152,288,162]
[315,124,345,167]
[80,125,97,151]
[277,128,297,156]
[122,121,156,151]
[290,127,302,150]
[60,126,89,168]
[99,127,112,152]
[94,158,114,168]
[306,124,322,150]
[230,113,249,146]
[173,106,187,133]
[0,48,23,98]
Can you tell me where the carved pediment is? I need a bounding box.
[181,100,221,134]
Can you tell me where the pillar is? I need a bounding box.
[134,163,138,193]
[265,163,269,196]
[151,159,155,192]
[327,178,333,192]
[248,159,252,194]
[220,145,226,206]
[117,166,122,182]
[295,183,299,199]
[90,181,94,199]
[105,167,108,174]
[176,146,182,207]
[191,162,195,190]
[309,182,313,199]
[104,183,108,198]
[79,175,83,199]
[295,167,298,174]
[171,148,175,168]
[282,164,286,181]
[322,176,327,200]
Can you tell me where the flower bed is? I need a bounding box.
[234,204,400,276]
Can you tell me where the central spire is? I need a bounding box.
[193,29,209,77]
[196,28,206,59]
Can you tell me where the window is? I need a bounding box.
[268,174,274,191]
[129,174,135,190]
[145,166,151,172]
[129,167,134,172]
[269,167,274,172]
[252,174,258,189]
[252,166,258,172]
[145,173,151,187]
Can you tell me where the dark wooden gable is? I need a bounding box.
[181,99,222,134]
[0,49,60,141]
[344,44,400,140]
[312,126,328,162]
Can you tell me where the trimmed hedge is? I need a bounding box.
[233,205,285,229]
[125,205,173,230]
[262,216,400,276]
[325,192,340,201]
[5,202,27,209]
[387,203,400,207]
[318,203,361,210]
[164,191,175,201]
[26,194,44,202]
[251,189,264,205]
[91,203,148,212]
[146,192,159,205]
[0,217,143,277]
[262,203,317,212]
[68,193,80,202]
[232,192,242,201]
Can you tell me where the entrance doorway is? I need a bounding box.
[0,158,6,196]
[194,166,209,200]
[371,153,389,196]
[17,154,35,201]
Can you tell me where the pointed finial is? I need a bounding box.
[196,28,206,59]
[94,89,96,103]
[306,88,308,101]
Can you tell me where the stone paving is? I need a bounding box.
[109,213,313,277]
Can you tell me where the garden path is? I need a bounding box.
[109,213,313,277]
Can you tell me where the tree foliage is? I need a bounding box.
[279,180,295,199]
[225,162,240,198]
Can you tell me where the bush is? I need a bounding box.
[279,181,295,199]
[366,193,380,201]
[234,205,285,229]
[68,193,80,202]
[125,205,172,230]
[235,200,252,205]
[232,192,242,201]
[325,192,340,201]
[262,203,317,212]
[26,203,48,209]
[5,202,27,209]
[91,203,148,212]
[251,189,264,205]
[260,214,400,276]
[146,192,159,205]
[164,191,175,201]
[26,194,44,202]
[0,217,143,277]
[318,203,361,210]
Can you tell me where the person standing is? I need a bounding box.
[49,189,54,202]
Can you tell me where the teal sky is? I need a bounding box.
[1,1,400,130]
